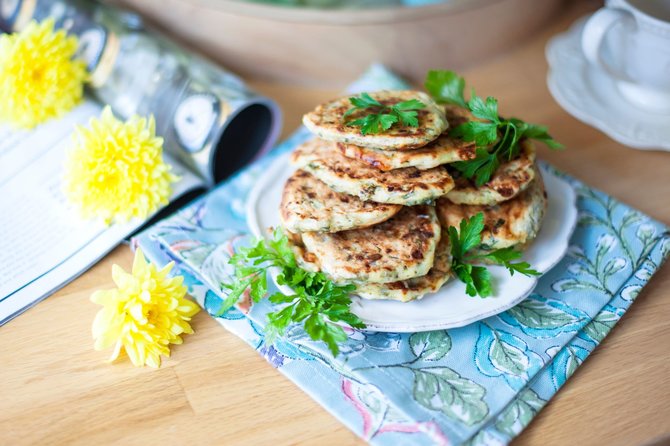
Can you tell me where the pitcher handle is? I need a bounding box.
[581,7,635,82]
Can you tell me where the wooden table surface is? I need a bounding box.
[2,2,669,445]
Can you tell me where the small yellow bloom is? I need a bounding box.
[91,248,200,368]
[0,19,87,128]
[63,106,178,224]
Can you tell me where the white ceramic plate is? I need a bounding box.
[546,15,670,152]
[246,151,577,332]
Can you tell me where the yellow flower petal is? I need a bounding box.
[92,308,111,340]
[90,289,112,305]
[107,341,123,363]
[125,341,142,367]
[133,248,148,275]
[145,353,161,369]
[159,261,175,277]
[62,107,178,224]
[91,248,199,368]
[129,303,147,324]
[0,19,87,128]
[111,264,130,289]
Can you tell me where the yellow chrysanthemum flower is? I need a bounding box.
[91,248,200,368]
[63,106,178,224]
[0,19,87,128]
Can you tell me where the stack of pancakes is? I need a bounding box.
[279,90,547,302]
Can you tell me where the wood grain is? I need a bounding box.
[2,2,670,445]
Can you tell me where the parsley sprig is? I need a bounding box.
[448,212,540,297]
[220,228,365,356]
[425,70,563,187]
[343,92,425,135]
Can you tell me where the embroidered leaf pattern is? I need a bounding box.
[476,324,530,376]
[603,257,627,277]
[499,295,588,339]
[505,297,579,330]
[562,347,581,377]
[636,224,656,243]
[581,307,621,343]
[621,210,644,228]
[549,345,589,390]
[489,334,529,375]
[551,279,593,293]
[596,234,617,258]
[412,367,489,426]
[621,284,642,301]
[661,237,670,258]
[409,331,452,361]
[494,389,545,437]
[635,270,652,281]
[474,323,545,391]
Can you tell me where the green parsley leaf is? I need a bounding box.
[220,228,364,356]
[449,212,540,297]
[392,99,424,127]
[344,92,382,119]
[471,247,541,277]
[347,113,398,135]
[457,212,485,256]
[470,265,493,298]
[394,109,419,127]
[467,92,500,123]
[520,122,564,150]
[451,148,499,187]
[424,69,467,107]
[424,70,563,186]
[451,121,499,147]
[343,93,425,135]
[394,98,426,110]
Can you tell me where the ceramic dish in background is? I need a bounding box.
[110,0,564,85]
[546,16,670,152]
[245,151,578,333]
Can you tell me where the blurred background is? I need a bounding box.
[107,0,569,85]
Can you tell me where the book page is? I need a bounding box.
[0,100,206,325]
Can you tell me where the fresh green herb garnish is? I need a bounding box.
[425,69,467,108]
[343,92,425,135]
[220,228,365,356]
[449,212,540,298]
[425,70,563,187]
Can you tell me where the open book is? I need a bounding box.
[0,1,281,324]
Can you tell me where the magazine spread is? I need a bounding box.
[0,100,205,324]
[0,0,281,324]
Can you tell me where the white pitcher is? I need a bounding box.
[582,0,670,113]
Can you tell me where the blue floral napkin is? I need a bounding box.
[134,65,669,445]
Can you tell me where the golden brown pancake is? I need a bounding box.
[437,168,547,252]
[302,90,447,150]
[280,170,401,233]
[301,205,441,284]
[355,236,452,302]
[446,140,537,206]
[291,139,455,206]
